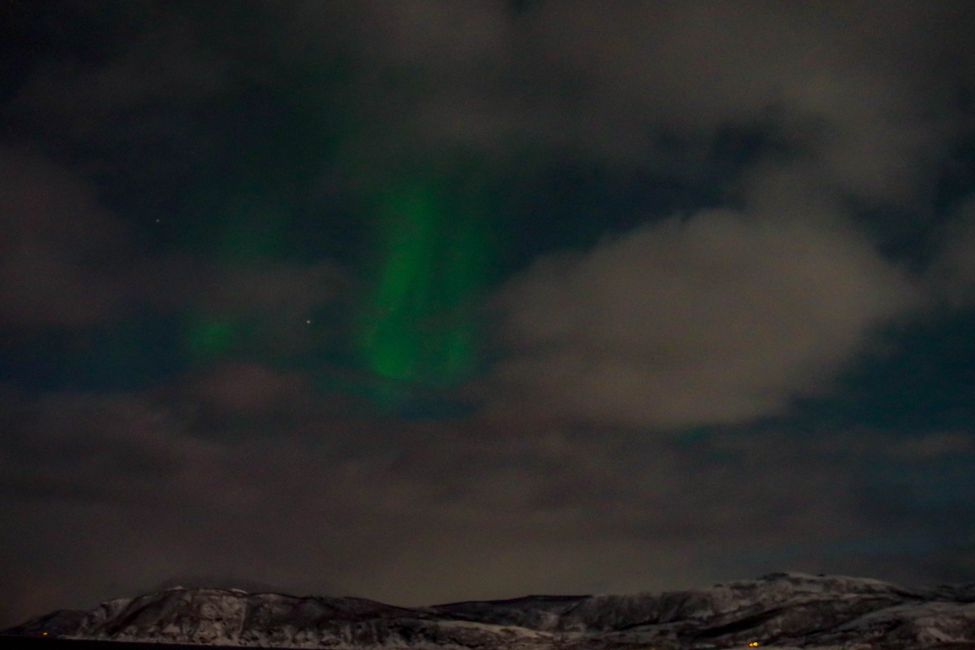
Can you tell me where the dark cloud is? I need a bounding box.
[0,144,345,354]
[188,362,311,417]
[929,194,975,305]
[0,147,137,327]
[186,260,347,356]
[4,1,230,142]
[279,1,972,202]
[4,375,970,626]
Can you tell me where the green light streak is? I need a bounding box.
[357,179,491,389]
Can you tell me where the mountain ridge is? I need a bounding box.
[7,572,975,649]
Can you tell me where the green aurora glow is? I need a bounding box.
[357,180,492,389]
[185,315,241,361]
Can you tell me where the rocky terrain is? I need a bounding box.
[7,572,975,649]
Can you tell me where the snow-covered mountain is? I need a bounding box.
[7,572,975,649]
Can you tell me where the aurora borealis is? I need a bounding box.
[3,0,975,632]
[357,180,492,389]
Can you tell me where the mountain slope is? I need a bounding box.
[7,572,975,649]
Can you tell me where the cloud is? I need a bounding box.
[194,262,344,316]
[5,2,229,141]
[490,204,918,429]
[3,379,955,627]
[0,148,137,327]
[928,195,975,306]
[0,147,344,341]
[280,1,971,203]
[188,363,311,416]
[6,1,970,208]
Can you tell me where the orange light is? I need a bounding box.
[748,643,760,648]
[41,632,49,637]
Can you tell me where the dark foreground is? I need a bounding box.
[5,636,975,650]
[0,640,285,650]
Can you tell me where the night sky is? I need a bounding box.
[3,0,975,628]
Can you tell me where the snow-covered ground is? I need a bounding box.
[7,572,975,649]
